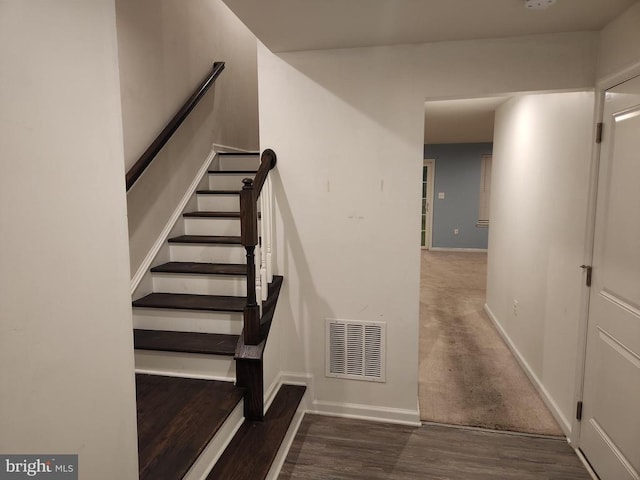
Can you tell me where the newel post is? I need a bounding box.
[240,178,260,345]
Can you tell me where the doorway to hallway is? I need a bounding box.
[419,95,564,435]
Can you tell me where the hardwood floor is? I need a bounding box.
[136,374,244,480]
[279,415,591,480]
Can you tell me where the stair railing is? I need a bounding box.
[240,149,277,345]
[125,61,225,191]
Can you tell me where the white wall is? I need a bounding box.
[0,1,138,478]
[597,1,640,82]
[486,92,595,434]
[118,0,260,274]
[257,32,597,422]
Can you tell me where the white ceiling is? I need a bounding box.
[425,96,510,144]
[223,0,636,144]
[223,0,636,53]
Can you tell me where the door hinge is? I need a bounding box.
[576,401,583,421]
[580,265,592,287]
[596,122,603,143]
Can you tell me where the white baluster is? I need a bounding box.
[255,241,262,314]
[259,190,268,301]
[266,176,274,284]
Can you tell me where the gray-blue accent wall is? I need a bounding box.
[424,143,492,249]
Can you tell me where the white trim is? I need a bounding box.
[597,60,640,91]
[133,368,235,383]
[130,147,217,294]
[429,247,488,253]
[484,304,572,434]
[309,399,421,426]
[211,143,255,153]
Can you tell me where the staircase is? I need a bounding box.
[131,152,305,480]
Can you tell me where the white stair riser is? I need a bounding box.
[135,350,236,380]
[133,308,243,335]
[170,244,245,263]
[185,217,241,236]
[152,274,247,296]
[197,194,239,211]
[218,155,260,171]
[208,173,254,190]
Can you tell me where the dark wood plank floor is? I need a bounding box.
[136,374,244,480]
[279,415,591,480]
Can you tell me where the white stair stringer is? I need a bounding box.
[135,350,236,381]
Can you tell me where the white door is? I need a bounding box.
[581,75,640,480]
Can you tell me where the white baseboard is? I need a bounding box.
[266,372,420,427]
[429,247,488,253]
[130,147,218,294]
[309,399,421,427]
[483,304,572,435]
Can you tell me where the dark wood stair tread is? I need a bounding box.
[136,374,244,480]
[197,189,241,195]
[151,262,247,276]
[168,235,242,245]
[184,211,241,218]
[134,329,239,355]
[217,152,259,156]
[206,384,306,480]
[132,292,245,311]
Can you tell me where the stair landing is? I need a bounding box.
[136,374,244,480]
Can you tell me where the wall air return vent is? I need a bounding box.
[326,319,386,382]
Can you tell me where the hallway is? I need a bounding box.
[419,250,562,435]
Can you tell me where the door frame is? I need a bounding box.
[422,159,435,250]
[571,63,640,448]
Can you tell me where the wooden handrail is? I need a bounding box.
[239,149,277,345]
[252,149,277,197]
[125,61,226,191]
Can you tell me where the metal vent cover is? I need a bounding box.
[326,319,386,382]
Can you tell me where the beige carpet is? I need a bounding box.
[419,250,563,436]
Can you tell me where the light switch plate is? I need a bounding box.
[438,192,445,199]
